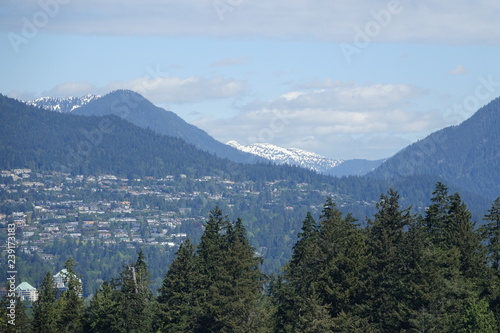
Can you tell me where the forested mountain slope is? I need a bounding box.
[72,90,262,164]
[370,97,500,199]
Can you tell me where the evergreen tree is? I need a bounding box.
[57,257,84,333]
[446,193,486,279]
[286,212,320,295]
[425,181,450,244]
[274,212,320,331]
[366,188,414,331]
[411,184,491,331]
[84,280,122,333]
[194,207,264,332]
[0,296,31,333]
[32,271,58,333]
[195,207,232,332]
[221,218,264,331]
[458,296,498,332]
[157,238,198,332]
[481,197,500,327]
[316,199,367,318]
[116,251,156,333]
[294,293,335,333]
[482,197,500,272]
[270,276,297,333]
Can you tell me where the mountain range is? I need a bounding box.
[26,92,383,177]
[11,89,500,202]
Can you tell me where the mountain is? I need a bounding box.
[369,97,500,199]
[1,94,230,177]
[27,90,262,164]
[0,92,494,268]
[26,94,100,113]
[1,93,343,185]
[227,141,384,177]
[227,141,343,173]
[26,91,384,176]
[72,90,263,164]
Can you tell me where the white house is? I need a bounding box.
[16,282,38,302]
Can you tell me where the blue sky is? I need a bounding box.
[1,0,500,160]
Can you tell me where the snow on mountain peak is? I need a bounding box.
[25,94,101,113]
[227,141,343,173]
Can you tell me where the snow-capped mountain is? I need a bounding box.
[227,141,343,173]
[25,94,101,113]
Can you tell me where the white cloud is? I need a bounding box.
[241,83,420,112]
[43,82,96,98]
[106,75,248,104]
[448,65,468,75]
[2,0,500,44]
[21,75,248,105]
[193,82,441,160]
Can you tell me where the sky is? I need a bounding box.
[1,0,500,160]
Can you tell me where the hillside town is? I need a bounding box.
[0,168,354,265]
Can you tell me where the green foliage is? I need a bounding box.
[84,281,122,333]
[459,296,498,333]
[157,239,198,332]
[5,184,500,332]
[0,296,31,333]
[195,208,265,332]
[365,189,415,331]
[83,251,157,333]
[273,185,498,332]
[482,197,500,271]
[57,257,85,333]
[32,272,59,333]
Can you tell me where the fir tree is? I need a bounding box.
[0,296,31,333]
[425,181,451,244]
[157,238,198,332]
[32,272,59,333]
[286,212,320,295]
[221,218,264,331]
[446,193,486,279]
[195,207,232,332]
[57,257,84,333]
[316,199,367,318]
[275,212,320,331]
[84,280,122,333]
[116,251,156,333]
[482,197,500,272]
[481,197,500,327]
[366,188,414,331]
[194,207,264,332]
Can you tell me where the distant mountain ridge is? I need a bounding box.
[1,92,494,218]
[26,90,262,164]
[25,91,382,176]
[227,141,384,176]
[227,141,343,173]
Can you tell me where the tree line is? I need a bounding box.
[2,182,500,332]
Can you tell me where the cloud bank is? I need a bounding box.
[2,0,500,44]
[193,82,442,159]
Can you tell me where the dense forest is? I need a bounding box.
[2,183,500,332]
